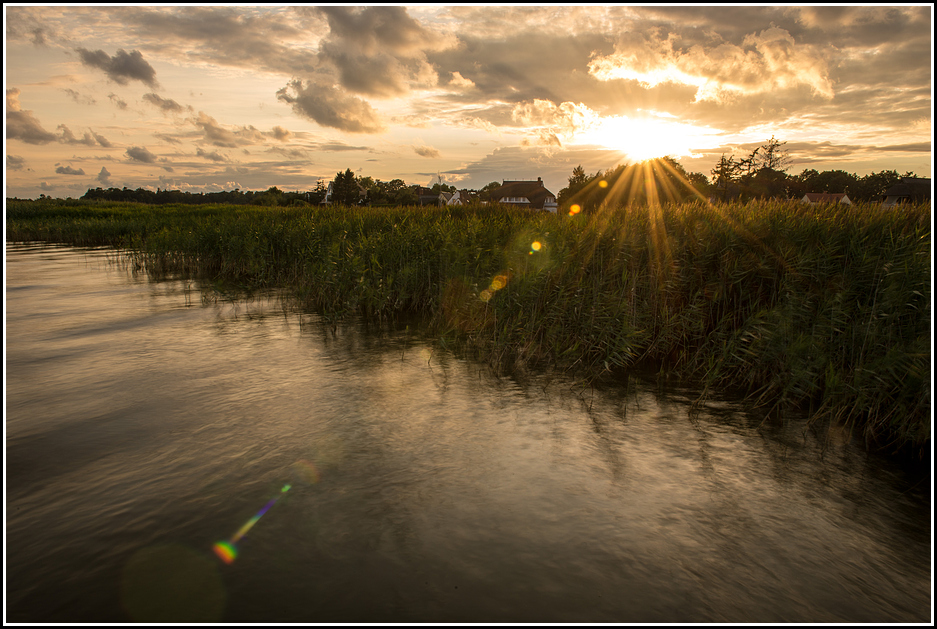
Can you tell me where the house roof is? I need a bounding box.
[882,177,931,202]
[483,178,557,210]
[803,192,849,203]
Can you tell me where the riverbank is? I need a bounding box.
[6,198,931,458]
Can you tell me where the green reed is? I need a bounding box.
[6,197,930,456]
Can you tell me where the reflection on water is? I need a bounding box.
[5,242,931,623]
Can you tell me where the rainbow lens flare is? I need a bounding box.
[213,484,291,564]
[212,541,238,564]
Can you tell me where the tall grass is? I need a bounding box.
[6,198,930,456]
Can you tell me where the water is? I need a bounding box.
[5,242,931,623]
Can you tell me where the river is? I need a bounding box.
[5,242,931,623]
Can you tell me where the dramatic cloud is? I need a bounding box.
[126,146,158,163]
[117,6,322,76]
[142,93,188,114]
[97,166,112,185]
[3,6,931,199]
[55,165,86,175]
[414,145,441,158]
[7,88,59,144]
[315,6,448,97]
[588,26,834,102]
[276,79,385,134]
[76,47,159,88]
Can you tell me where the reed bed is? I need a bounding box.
[6,198,931,457]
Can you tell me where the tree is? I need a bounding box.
[854,170,901,203]
[331,168,360,206]
[557,164,598,208]
[686,171,711,197]
[307,180,328,204]
[431,182,456,194]
[711,154,742,201]
[392,186,418,206]
[754,136,792,172]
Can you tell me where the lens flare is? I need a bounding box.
[530,241,542,253]
[212,541,238,564]
[569,204,582,217]
[598,180,608,188]
[213,484,292,565]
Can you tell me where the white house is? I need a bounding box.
[801,192,852,205]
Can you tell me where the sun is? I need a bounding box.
[575,113,721,163]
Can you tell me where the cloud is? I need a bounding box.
[511,100,597,146]
[40,182,55,191]
[119,7,322,76]
[90,129,113,148]
[316,141,372,152]
[425,33,607,109]
[270,125,292,142]
[153,132,183,144]
[55,165,86,175]
[57,125,97,146]
[196,147,228,162]
[108,93,129,110]
[414,145,441,158]
[126,146,159,163]
[8,89,113,148]
[313,6,448,96]
[447,71,475,90]
[192,112,267,147]
[143,93,188,114]
[8,155,28,170]
[5,6,56,46]
[97,167,112,185]
[588,26,834,102]
[276,79,385,134]
[266,146,308,160]
[6,88,59,144]
[76,47,159,88]
[62,88,96,105]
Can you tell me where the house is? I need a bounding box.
[482,177,558,213]
[882,177,931,207]
[437,191,454,206]
[322,181,367,205]
[447,189,480,206]
[801,192,852,205]
[412,186,440,206]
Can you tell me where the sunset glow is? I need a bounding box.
[575,114,722,162]
[4,6,931,199]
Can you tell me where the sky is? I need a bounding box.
[4,4,933,199]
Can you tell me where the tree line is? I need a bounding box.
[75,186,308,206]
[557,137,919,213]
[16,136,917,208]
